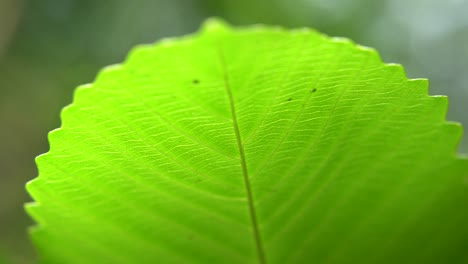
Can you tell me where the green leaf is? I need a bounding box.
[26,19,468,264]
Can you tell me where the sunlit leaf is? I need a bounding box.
[27,19,468,264]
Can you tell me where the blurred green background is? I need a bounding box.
[0,0,467,263]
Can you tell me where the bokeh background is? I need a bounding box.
[1,0,467,263]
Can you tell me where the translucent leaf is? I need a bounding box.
[27,19,468,264]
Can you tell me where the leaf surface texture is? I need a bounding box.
[27,19,468,264]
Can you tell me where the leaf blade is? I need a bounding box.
[27,19,468,264]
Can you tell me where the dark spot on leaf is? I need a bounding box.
[287,98,292,101]
[193,79,200,84]
[194,177,204,183]
[311,88,317,93]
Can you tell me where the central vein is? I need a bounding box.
[218,46,266,264]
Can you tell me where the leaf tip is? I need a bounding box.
[24,200,44,235]
[25,177,43,209]
[200,17,231,33]
[24,201,39,217]
[407,77,428,84]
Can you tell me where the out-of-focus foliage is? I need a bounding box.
[0,0,22,57]
[0,0,467,263]
[0,250,8,264]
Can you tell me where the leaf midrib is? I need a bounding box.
[217,44,266,264]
